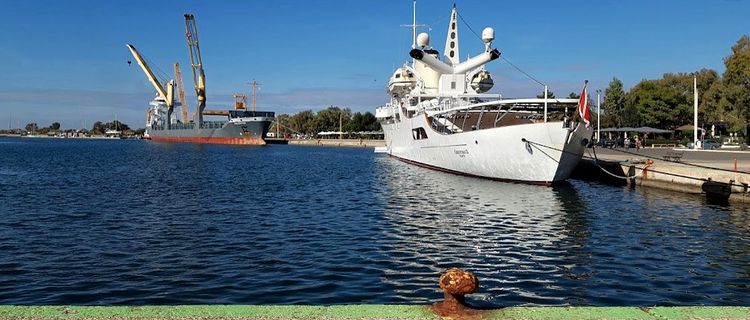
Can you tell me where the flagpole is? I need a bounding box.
[596,89,601,142]
[693,76,698,150]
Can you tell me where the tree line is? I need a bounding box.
[601,35,750,134]
[271,106,381,138]
[13,120,138,135]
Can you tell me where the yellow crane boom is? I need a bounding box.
[126,44,176,128]
[174,62,190,123]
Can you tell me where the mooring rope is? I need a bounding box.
[588,146,638,180]
[601,145,750,175]
[522,138,749,189]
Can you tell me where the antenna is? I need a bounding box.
[400,0,426,49]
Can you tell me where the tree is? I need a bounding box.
[567,92,580,99]
[50,122,61,131]
[361,112,381,131]
[312,106,352,134]
[536,90,555,99]
[603,77,626,127]
[24,122,38,133]
[343,111,381,133]
[626,77,692,128]
[720,35,750,133]
[104,120,130,132]
[91,121,105,135]
[271,113,293,136]
[289,110,315,135]
[702,80,724,124]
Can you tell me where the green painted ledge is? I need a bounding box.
[0,305,748,319]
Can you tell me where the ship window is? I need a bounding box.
[451,32,455,39]
[452,22,456,30]
[395,74,400,78]
[450,42,455,49]
[412,127,428,140]
[449,51,455,58]
[451,81,456,89]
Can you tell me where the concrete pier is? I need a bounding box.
[0,305,748,319]
[288,138,385,148]
[579,147,750,203]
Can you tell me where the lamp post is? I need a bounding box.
[596,89,602,142]
[543,85,548,123]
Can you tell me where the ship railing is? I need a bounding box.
[425,98,578,118]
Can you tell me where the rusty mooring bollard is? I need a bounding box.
[433,268,479,317]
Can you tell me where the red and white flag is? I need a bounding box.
[578,80,590,127]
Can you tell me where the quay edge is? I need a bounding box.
[619,161,750,203]
[0,305,748,319]
[288,138,386,148]
[573,150,750,203]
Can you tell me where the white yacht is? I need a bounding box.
[375,4,594,185]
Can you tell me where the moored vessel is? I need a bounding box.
[128,13,274,145]
[375,4,594,184]
[145,96,273,145]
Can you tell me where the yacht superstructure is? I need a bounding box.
[375,4,593,184]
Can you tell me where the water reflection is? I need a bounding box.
[373,157,593,306]
[372,156,750,307]
[1,139,749,306]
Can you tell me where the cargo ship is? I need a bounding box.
[144,96,274,145]
[129,14,275,145]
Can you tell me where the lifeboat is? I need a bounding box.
[387,66,417,98]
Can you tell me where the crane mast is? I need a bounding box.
[126,44,176,129]
[174,62,190,123]
[184,13,206,127]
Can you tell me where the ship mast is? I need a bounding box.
[412,0,416,49]
[443,4,459,66]
[401,0,426,56]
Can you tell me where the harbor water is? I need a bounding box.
[0,137,749,307]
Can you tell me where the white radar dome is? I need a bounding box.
[481,27,495,43]
[416,32,430,48]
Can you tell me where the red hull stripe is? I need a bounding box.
[389,154,554,186]
[150,136,266,145]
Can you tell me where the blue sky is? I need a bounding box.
[1,0,748,129]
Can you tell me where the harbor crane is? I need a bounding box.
[126,44,176,129]
[184,13,206,127]
[174,62,190,123]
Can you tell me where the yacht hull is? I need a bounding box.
[381,116,593,184]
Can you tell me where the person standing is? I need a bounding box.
[635,135,641,152]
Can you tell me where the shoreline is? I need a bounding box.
[0,134,134,140]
